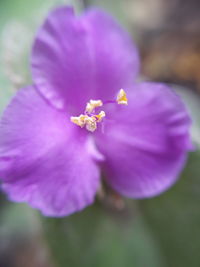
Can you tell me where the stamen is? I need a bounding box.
[70,111,106,132]
[70,89,128,132]
[70,115,87,128]
[86,100,103,114]
[94,111,105,122]
[103,100,116,105]
[116,89,128,105]
[85,116,97,132]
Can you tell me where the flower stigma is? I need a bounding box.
[70,89,128,132]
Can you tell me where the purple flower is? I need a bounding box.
[0,6,192,217]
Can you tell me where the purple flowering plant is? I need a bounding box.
[0,6,193,217]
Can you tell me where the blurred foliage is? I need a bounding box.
[42,204,164,267]
[141,151,200,267]
[0,203,53,267]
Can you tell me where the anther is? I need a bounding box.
[70,115,87,128]
[70,111,106,132]
[94,111,106,122]
[86,100,103,114]
[85,116,97,132]
[116,89,128,105]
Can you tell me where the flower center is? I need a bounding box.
[70,89,128,132]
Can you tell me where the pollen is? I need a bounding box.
[70,115,88,128]
[94,111,106,122]
[85,100,103,114]
[85,116,97,132]
[116,89,128,105]
[70,111,106,132]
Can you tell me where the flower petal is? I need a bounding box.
[0,87,100,216]
[31,6,140,112]
[95,82,192,198]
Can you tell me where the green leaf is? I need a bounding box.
[42,203,164,267]
[140,151,200,267]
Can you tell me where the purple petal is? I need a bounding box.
[31,6,140,112]
[95,82,192,198]
[0,87,100,216]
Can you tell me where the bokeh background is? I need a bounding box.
[0,0,200,266]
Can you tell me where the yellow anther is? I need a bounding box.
[70,111,106,132]
[95,111,106,122]
[116,89,128,105]
[70,114,87,128]
[85,100,103,113]
[85,116,97,132]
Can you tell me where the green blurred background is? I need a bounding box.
[0,0,200,266]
